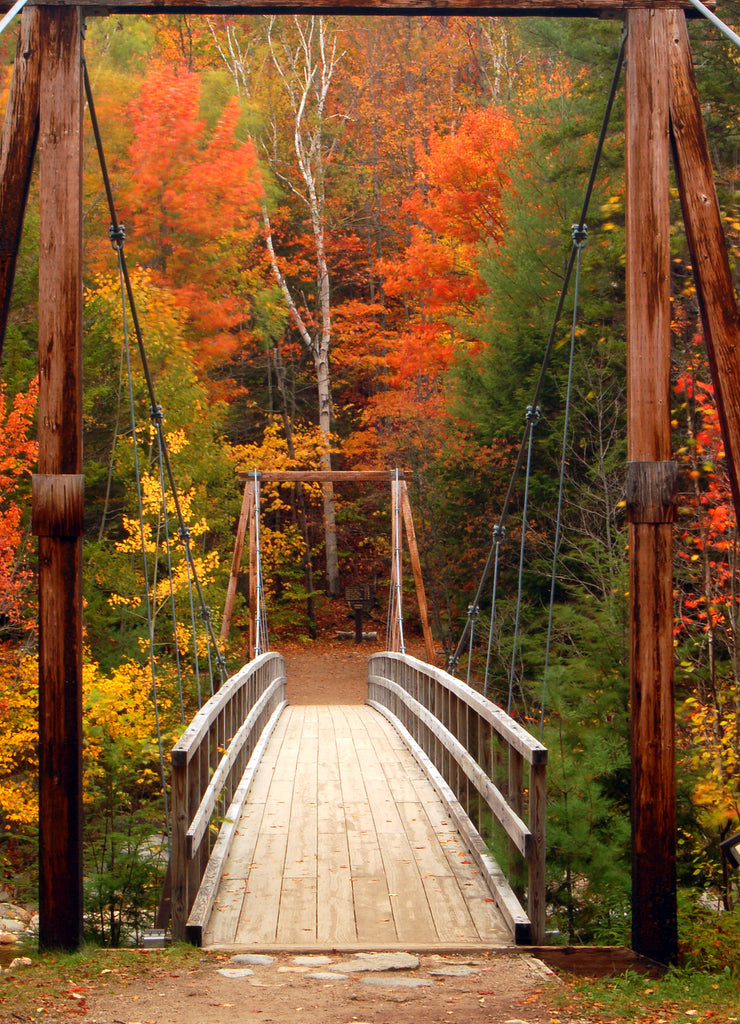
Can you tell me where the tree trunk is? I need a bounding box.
[316,346,339,595]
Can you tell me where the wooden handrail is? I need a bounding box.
[169,652,287,942]
[367,651,547,944]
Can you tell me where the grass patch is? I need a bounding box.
[550,965,739,1024]
[0,944,203,1023]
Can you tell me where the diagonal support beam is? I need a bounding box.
[220,479,254,642]
[0,7,41,359]
[669,9,740,515]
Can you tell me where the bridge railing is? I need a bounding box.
[169,651,287,942]
[368,651,547,944]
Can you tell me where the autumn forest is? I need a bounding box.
[1,11,739,952]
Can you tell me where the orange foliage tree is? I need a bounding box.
[345,105,518,471]
[121,63,264,378]
[674,331,740,903]
[0,379,37,639]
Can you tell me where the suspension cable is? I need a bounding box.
[116,242,170,845]
[154,420,186,724]
[686,0,740,50]
[84,61,228,692]
[253,470,269,656]
[539,225,587,739]
[448,30,626,675]
[482,525,504,698]
[0,0,30,37]
[387,470,406,654]
[507,405,540,715]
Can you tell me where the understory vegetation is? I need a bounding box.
[1,9,739,967]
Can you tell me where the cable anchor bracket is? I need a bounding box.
[109,223,126,250]
[571,222,588,247]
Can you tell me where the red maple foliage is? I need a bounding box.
[0,379,38,633]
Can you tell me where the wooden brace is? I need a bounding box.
[625,460,678,523]
[32,473,85,537]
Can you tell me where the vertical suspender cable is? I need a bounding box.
[154,422,186,724]
[181,523,204,706]
[394,470,406,654]
[84,63,228,696]
[507,405,539,715]
[448,31,626,677]
[116,245,170,844]
[466,603,478,686]
[253,469,269,656]
[483,526,504,698]
[540,225,587,740]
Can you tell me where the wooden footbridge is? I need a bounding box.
[168,651,547,949]
[4,0,740,971]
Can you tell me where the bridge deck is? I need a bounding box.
[203,704,511,949]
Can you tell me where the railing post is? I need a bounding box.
[198,742,210,877]
[509,748,525,901]
[528,761,547,944]
[170,757,188,941]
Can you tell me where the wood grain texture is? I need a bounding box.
[669,10,740,516]
[625,9,677,966]
[220,480,253,639]
[31,474,84,537]
[626,8,672,466]
[0,7,40,358]
[400,481,436,663]
[203,705,511,948]
[0,0,707,15]
[625,461,678,523]
[36,5,84,953]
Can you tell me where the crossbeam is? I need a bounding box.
[241,470,402,483]
[0,0,710,13]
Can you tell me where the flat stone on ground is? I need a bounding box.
[216,967,254,978]
[293,955,333,966]
[306,971,349,981]
[230,953,274,966]
[359,976,432,989]
[429,965,480,977]
[333,952,420,973]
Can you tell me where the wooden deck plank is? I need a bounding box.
[352,875,398,945]
[397,799,459,878]
[423,873,480,943]
[277,877,317,944]
[202,703,512,949]
[346,819,386,878]
[234,829,289,944]
[377,830,438,944]
[317,832,356,945]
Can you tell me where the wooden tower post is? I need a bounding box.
[31,6,85,950]
[625,8,678,966]
[0,7,40,359]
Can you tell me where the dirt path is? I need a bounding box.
[3,948,570,1024]
[281,637,430,705]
